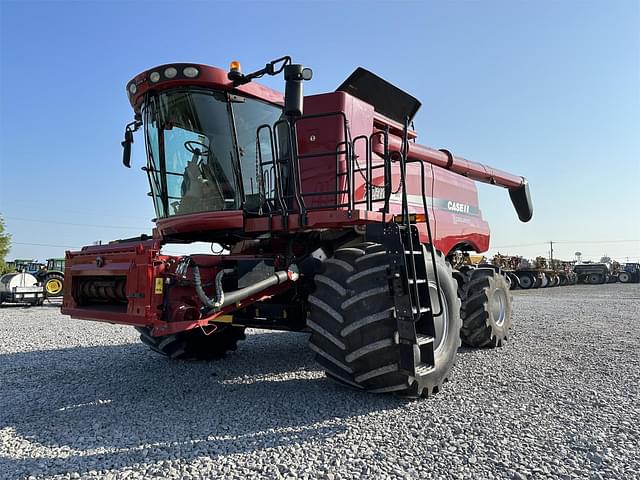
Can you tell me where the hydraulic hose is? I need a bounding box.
[192,265,232,310]
[191,263,298,312]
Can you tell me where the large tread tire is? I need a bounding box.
[516,272,535,290]
[460,268,512,348]
[135,325,246,360]
[308,242,461,398]
[44,273,64,297]
[540,273,549,288]
[507,272,520,290]
[618,272,631,284]
[586,273,605,285]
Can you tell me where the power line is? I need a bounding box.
[12,242,80,249]
[4,216,149,230]
[1,206,150,222]
[553,239,639,245]
[491,239,639,249]
[490,242,545,249]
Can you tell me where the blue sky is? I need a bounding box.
[1,0,638,262]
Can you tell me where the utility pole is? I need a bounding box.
[549,240,554,266]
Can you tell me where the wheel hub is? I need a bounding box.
[489,288,508,326]
[428,281,449,353]
[46,278,63,295]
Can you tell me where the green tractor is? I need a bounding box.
[39,258,65,297]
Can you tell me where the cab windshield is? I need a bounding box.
[143,89,282,218]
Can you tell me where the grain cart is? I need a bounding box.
[61,57,533,397]
[574,262,610,284]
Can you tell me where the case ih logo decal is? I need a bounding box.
[447,201,470,214]
[385,194,479,216]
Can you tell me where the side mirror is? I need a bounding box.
[122,128,133,168]
[284,65,313,118]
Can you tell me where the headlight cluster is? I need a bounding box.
[148,66,199,83]
[127,65,201,96]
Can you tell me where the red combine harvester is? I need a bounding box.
[62,57,533,397]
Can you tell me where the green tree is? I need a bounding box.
[0,215,11,274]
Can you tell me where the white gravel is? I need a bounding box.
[1,284,638,480]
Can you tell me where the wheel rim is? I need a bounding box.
[490,288,508,326]
[428,281,449,353]
[45,278,63,295]
[619,273,629,282]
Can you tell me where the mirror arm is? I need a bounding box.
[122,117,142,168]
[230,56,292,86]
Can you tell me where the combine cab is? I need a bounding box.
[62,57,533,397]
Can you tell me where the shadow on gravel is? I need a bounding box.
[0,332,406,477]
[0,302,61,310]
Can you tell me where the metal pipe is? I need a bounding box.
[371,135,533,222]
[221,270,292,307]
[372,135,525,189]
[192,264,298,312]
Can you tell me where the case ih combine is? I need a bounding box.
[61,57,532,397]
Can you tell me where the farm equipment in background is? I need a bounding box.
[61,57,533,397]
[618,263,640,283]
[573,262,612,284]
[37,258,65,298]
[8,258,65,298]
[488,254,577,289]
[0,272,45,306]
[10,259,44,274]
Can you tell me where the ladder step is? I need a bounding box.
[416,334,434,346]
[415,364,435,376]
[408,279,427,284]
[412,306,431,314]
[404,250,422,255]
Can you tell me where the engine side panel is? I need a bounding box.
[428,166,490,255]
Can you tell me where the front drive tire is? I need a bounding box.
[135,325,246,360]
[307,242,461,398]
[460,268,513,348]
[516,272,535,290]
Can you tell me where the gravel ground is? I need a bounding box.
[0,284,638,480]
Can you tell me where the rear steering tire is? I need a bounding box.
[460,268,512,348]
[135,325,246,360]
[307,242,461,398]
